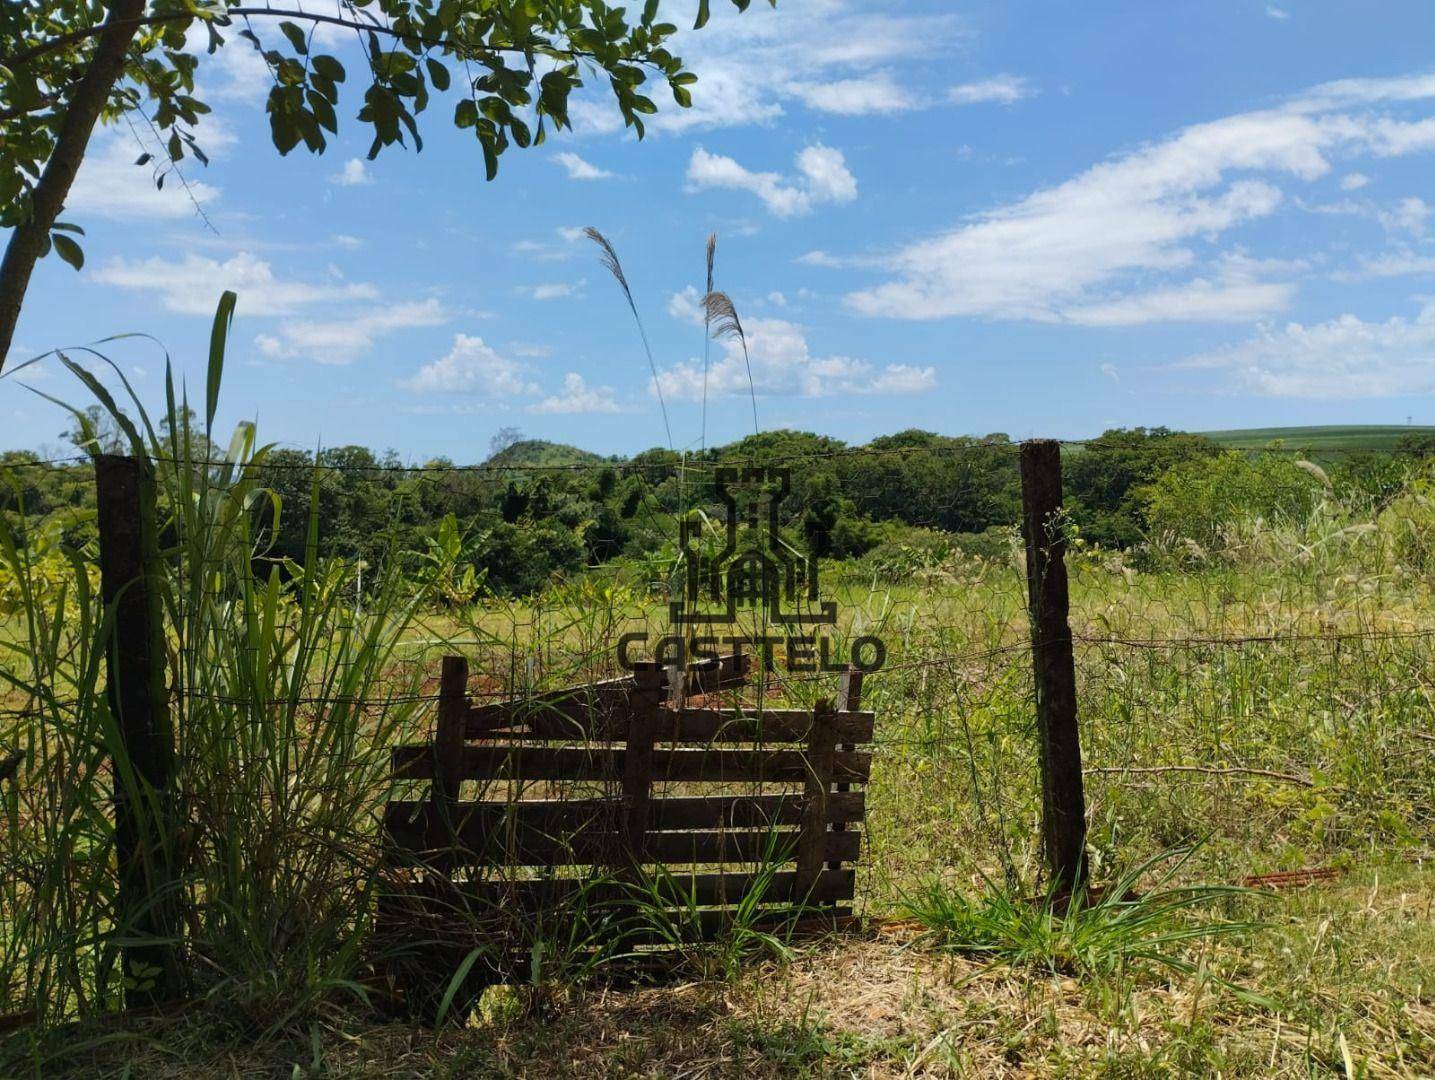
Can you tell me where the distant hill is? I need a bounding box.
[1197,425,1435,452]
[484,439,613,469]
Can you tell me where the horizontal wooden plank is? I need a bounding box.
[465,654,752,738]
[387,827,861,869]
[467,682,634,738]
[387,869,855,911]
[484,708,875,745]
[384,792,866,851]
[391,745,871,784]
[655,709,874,745]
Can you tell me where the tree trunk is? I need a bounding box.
[0,0,144,372]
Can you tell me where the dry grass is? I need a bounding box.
[32,862,1432,1078]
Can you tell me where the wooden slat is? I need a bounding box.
[681,651,752,697]
[464,653,752,738]
[388,827,861,869]
[655,708,872,745]
[471,708,875,745]
[391,745,872,784]
[383,792,866,851]
[391,869,856,911]
[466,682,634,738]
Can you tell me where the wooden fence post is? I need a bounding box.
[795,699,838,901]
[828,667,863,873]
[1018,440,1088,894]
[433,655,469,829]
[95,454,178,1005]
[621,665,664,866]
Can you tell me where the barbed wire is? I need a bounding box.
[6,624,1432,720]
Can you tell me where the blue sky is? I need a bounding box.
[7,0,1435,459]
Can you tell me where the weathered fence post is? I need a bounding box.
[1018,440,1088,894]
[795,699,838,900]
[433,655,469,829]
[621,665,664,865]
[828,667,863,872]
[95,454,178,1005]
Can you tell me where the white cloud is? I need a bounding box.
[527,373,625,414]
[1181,302,1435,397]
[92,249,447,364]
[666,285,706,326]
[66,133,220,221]
[569,0,966,135]
[686,144,857,217]
[847,74,1435,324]
[261,300,448,365]
[791,73,912,116]
[948,75,1036,106]
[1062,257,1301,325]
[1335,248,1435,280]
[794,249,849,268]
[1386,195,1430,234]
[768,290,788,307]
[1100,363,1120,383]
[401,335,540,395]
[331,158,373,186]
[520,280,585,301]
[796,144,858,203]
[654,313,934,400]
[553,151,615,180]
[1266,5,1290,19]
[1340,172,1370,190]
[93,252,377,316]
[513,228,587,261]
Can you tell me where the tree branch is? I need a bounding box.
[3,8,635,72]
[0,0,146,371]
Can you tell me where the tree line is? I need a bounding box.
[3,425,1429,598]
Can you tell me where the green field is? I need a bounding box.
[1198,424,1435,451]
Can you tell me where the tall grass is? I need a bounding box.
[0,295,433,1055]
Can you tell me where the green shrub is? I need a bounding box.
[473,519,588,596]
[1377,464,1435,573]
[1143,453,1325,551]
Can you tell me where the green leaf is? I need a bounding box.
[433,948,485,1025]
[51,222,84,235]
[376,51,416,78]
[279,21,308,55]
[52,233,83,271]
[311,54,346,83]
[695,0,712,29]
[425,57,451,91]
[206,291,236,437]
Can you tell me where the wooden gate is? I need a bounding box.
[379,652,874,1008]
